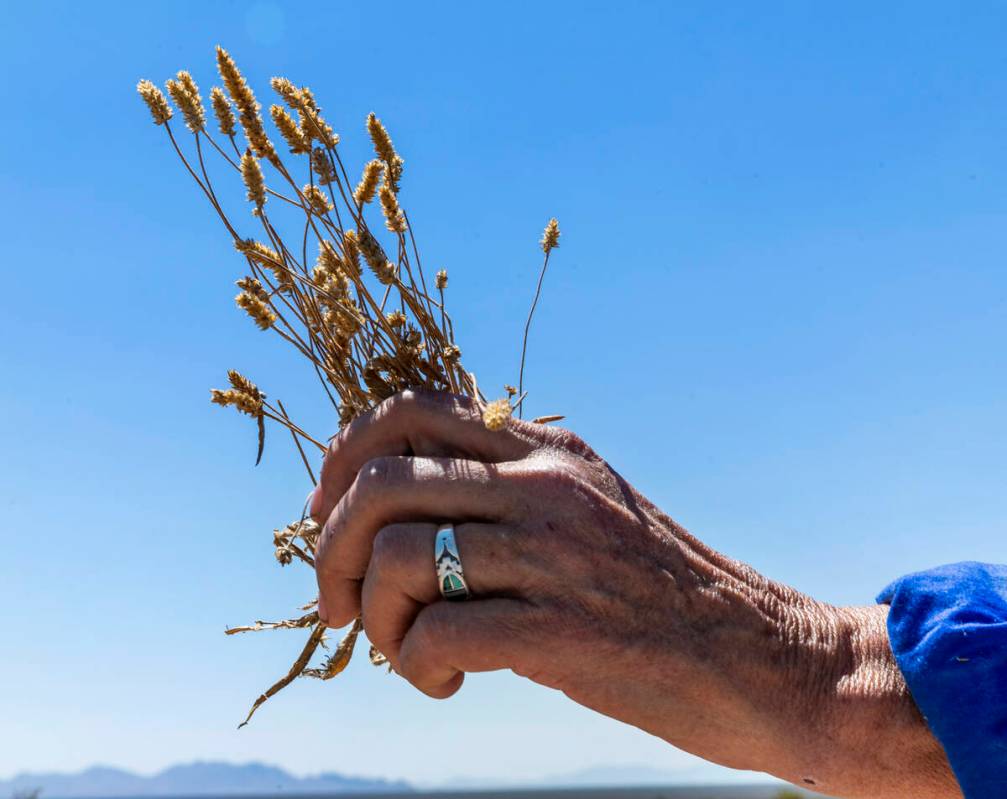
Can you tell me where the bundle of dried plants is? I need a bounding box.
[137,47,561,726]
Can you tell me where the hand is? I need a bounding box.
[311,390,959,799]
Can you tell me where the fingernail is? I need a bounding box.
[309,484,322,518]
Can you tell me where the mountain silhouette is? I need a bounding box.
[0,761,411,797]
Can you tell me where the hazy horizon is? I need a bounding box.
[1,759,778,790]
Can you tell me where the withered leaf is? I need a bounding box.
[302,618,362,680]
[238,620,327,728]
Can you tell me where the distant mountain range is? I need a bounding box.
[0,762,412,797]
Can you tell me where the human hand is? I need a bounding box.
[311,390,958,799]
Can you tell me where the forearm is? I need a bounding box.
[639,526,960,798]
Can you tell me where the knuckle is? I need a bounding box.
[549,427,599,461]
[327,389,421,461]
[542,458,586,491]
[375,389,412,419]
[374,388,427,425]
[369,524,411,573]
[502,458,585,514]
[403,386,480,422]
[355,455,399,494]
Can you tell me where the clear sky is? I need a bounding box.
[1,0,1006,788]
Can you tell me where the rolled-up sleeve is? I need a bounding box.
[878,561,1007,798]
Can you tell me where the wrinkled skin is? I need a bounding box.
[311,390,959,799]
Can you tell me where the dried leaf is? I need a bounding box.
[255,413,266,465]
[226,610,319,635]
[237,620,327,728]
[369,644,388,667]
[302,618,362,680]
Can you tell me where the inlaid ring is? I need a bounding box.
[434,523,470,601]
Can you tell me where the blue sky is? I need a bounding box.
[1,0,1006,787]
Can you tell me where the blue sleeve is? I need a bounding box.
[877,561,1007,798]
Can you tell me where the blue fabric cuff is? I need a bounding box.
[878,561,1007,798]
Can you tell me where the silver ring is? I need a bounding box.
[435,523,470,601]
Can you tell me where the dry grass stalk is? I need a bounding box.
[138,46,561,726]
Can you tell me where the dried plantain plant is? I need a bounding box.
[138,47,561,727]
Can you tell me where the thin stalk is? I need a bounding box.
[277,400,317,484]
[517,250,553,418]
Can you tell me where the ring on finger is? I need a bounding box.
[435,523,471,601]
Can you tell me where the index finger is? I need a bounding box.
[310,389,541,523]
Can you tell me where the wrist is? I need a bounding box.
[780,603,959,798]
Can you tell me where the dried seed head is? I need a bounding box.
[216,45,276,162]
[270,105,310,154]
[504,384,518,397]
[404,327,423,348]
[379,182,407,233]
[366,112,404,192]
[236,239,292,291]
[541,217,561,253]
[275,547,293,566]
[165,71,206,132]
[236,238,279,266]
[137,79,172,125]
[483,398,512,431]
[358,229,386,276]
[210,87,236,135]
[390,156,405,192]
[211,388,263,416]
[270,76,301,108]
[311,148,335,185]
[354,160,384,206]
[299,86,319,113]
[312,262,331,288]
[240,150,267,209]
[236,290,277,329]
[301,184,332,216]
[362,362,395,401]
[435,269,448,289]
[177,70,200,100]
[211,370,264,416]
[341,230,361,277]
[269,81,338,147]
[227,369,261,396]
[320,273,350,305]
[386,310,407,327]
[376,261,397,284]
[443,344,461,361]
[317,240,342,277]
[366,112,396,163]
[236,276,268,301]
[358,229,397,283]
[331,302,363,338]
[300,107,338,148]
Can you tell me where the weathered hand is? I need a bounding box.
[311,390,958,799]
